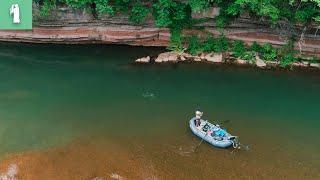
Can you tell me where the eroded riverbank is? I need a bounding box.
[135,51,320,71]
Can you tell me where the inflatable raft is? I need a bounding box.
[189,117,237,148]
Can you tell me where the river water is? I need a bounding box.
[0,43,319,179]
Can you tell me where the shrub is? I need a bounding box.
[280,53,298,68]
[242,51,256,61]
[167,28,183,52]
[278,40,296,56]
[232,40,246,58]
[38,0,56,18]
[129,1,150,24]
[214,35,229,52]
[261,43,277,61]
[187,35,202,55]
[310,56,320,63]
[94,0,114,15]
[203,36,216,52]
[250,42,262,53]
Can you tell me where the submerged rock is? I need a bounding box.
[142,92,155,99]
[92,177,104,180]
[110,173,124,180]
[255,56,266,68]
[135,56,150,63]
[0,164,18,180]
[205,53,223,63]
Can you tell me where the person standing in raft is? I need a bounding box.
[194,111,203,128]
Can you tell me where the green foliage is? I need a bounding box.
[310,56,320,63]
[261,43,277,61]
[153,0,191,29]
[95,0,114,15]
[65,0,114,16]
[188,35,233,54]
[38,0,56,18]
[232,40,246,58]
[96,2,113,15]
[195,34,230,53]
[232,40,256,61]
[214,1,238,28]
[167,28,184,52]
[292,2,320,23]
[214,35,229,52]
[39,0,320,28]
[242,51,256,61]
[278,40,296,56]
[214,0,320,27]
[65,0,92,9]
[113,0,131,13]
[188,0,209,12]
[215,16,227,29]
[187,35,202,55]
[250,42,262,52]
[203,36,216,52]
[278,40,298,67]
[37,0,319,58]
[280,53,298,67]
[129,1,150,24]
[153,0,173,27]
[153,0,192,51]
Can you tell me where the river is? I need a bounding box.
[0,43,319,179]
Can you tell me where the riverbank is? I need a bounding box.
[2,24,320,56]
[0,5,320,56]
[135,51,320,71]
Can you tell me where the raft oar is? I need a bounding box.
[194,134,207,152]
[193,120,208,152]
[214,119,230,126]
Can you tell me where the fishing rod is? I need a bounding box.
[193,120,208,152]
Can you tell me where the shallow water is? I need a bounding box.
[0,43,319,179]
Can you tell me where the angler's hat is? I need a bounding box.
[195,111,203,118]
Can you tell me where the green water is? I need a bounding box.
[0,43,319,178]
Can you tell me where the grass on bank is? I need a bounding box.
[180,34,319,68]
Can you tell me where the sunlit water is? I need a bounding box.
[0,43,319,179]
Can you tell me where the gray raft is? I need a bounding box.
[189,117,237,148]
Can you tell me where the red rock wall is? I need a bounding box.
[0,5,319,56]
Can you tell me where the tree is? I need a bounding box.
[65,0,114,18]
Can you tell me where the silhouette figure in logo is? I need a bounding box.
[10,4,20,24]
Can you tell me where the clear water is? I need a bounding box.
[0,43,319,179]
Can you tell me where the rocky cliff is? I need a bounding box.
[0,5,319,56]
